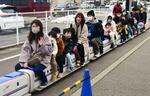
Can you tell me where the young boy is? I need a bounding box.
[68,27,81,66]
[48,30,58,81]
[63,28,76,71]
[51,27,65,78]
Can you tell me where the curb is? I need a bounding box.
[0,42,24,50]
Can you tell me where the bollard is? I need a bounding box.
[81,69,92,96]
[58,69,92,96]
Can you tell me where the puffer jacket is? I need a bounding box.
[19,34,53,67]
[86,19,102,40]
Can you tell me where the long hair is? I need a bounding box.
[28,19,44,44]
[75,12,85,30]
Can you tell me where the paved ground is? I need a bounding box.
[0,29,150,96]
[92,32,150,96]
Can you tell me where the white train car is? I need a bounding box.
[0,72,30,96]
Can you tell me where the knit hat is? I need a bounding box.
[87,10,95,17]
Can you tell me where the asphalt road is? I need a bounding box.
[0,29,150,96]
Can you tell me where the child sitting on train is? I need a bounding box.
[51,27,65,78]
[139,7,147,32]
[86,10,103,57]
[48,30,58,81]
[63,28,75,71]
[104,22,115,48]
[68,27,81,66]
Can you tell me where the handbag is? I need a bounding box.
[28,44,42,66]
[28,53,42,66]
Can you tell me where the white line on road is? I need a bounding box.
[71,36,150,96]
[0,54,20,62]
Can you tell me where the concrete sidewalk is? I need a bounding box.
[92,31,150,96]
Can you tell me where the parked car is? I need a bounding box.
[80,1,95,9]
[0,4,24,31]
[54,3,78,11]
[54,3,66,11]
[66,3,78,10]
[80,2,90,9]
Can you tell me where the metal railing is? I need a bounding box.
[0,8,111,48]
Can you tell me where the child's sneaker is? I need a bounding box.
[94,53,100,58]
[110,43,114,48]
[90,56,96,60]
[39,82,48,89]
[76,60,80,66]
[50,74,57,82]
[66,67,72,72]
[57,73,63,78]
[76,63,80,66]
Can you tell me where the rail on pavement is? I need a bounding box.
[58,69,92,96]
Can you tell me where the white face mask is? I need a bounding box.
[32,27,40,34]
[87,16,93,21]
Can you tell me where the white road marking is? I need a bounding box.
[71,36,150,96]
[0,54,20,62]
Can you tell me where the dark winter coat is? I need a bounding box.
[113,16,122,24]
[63,37,73,54]
[86,20,103,41]
[139,12,147,24]
[131,12,140,23]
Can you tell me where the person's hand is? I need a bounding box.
[38,37,44,45]
[23,63,28,68]
[73,45,77,52]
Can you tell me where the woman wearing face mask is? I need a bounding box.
[15,19,53,89]
[72,12,89,65]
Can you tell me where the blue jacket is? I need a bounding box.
[86,21,103,41]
